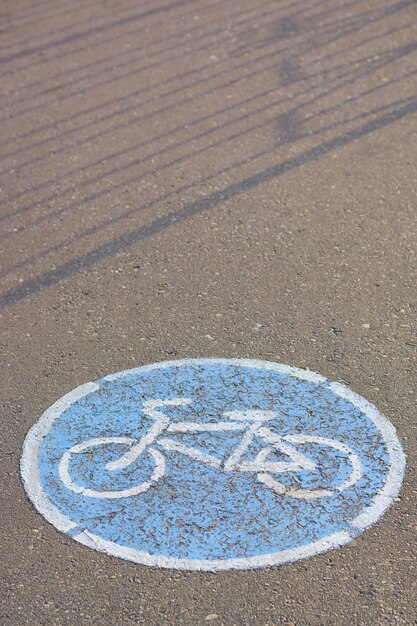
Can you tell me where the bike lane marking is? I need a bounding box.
[21,359,405,571]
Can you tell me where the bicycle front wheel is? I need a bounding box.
[58,437,165,499]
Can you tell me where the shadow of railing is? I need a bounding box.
[1,0,416,308]
[1,94,416,309]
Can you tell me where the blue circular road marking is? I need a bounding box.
[21,359,405,571]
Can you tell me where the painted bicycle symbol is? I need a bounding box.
[59,398,362,500]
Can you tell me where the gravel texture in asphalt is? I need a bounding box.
[1,0,416,624]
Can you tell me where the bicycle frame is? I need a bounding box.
[106,398,316,475]
[58,397,362,500]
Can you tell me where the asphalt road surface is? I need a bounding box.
[1,0,416,624]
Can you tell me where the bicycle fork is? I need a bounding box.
[105,398,191,471]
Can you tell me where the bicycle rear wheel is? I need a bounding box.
[257,434,361,499]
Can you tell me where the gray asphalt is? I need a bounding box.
[1,0,416,624]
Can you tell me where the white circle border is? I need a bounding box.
[20,358,406,572]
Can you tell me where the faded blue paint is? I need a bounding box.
[32,360,396,563]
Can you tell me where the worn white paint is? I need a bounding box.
[158,438,222,469]
[56,396,359,499]
[20,359,405,571]
[20,382,99,532]
[329,382,406,531]
[106,398,191,471]
[73,528,353,572]
[59,438,166,499]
